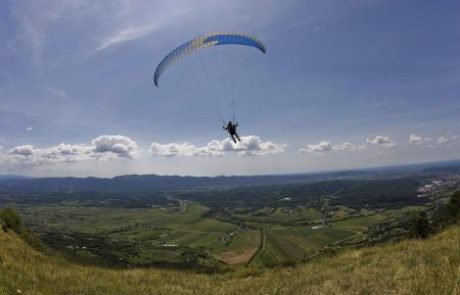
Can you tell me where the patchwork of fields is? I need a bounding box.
[16,199,425,268]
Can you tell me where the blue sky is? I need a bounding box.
[0,0,459,177]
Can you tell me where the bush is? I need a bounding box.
[409,211,430,239]
[445,190,460,223]
[0,219,6,232]
[0,208,22,233]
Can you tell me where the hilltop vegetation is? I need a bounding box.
[1,220,459,294]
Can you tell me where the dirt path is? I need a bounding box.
[246,227,265,266]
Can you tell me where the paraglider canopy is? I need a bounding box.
[153,32,266,87]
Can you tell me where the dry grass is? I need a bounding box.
[1,225,459,294]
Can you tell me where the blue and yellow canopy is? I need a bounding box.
[154,32,266,87]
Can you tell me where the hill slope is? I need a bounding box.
[1,226,459,294]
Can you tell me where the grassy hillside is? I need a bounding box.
[1,225,459,294]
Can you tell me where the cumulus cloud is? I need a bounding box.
[366,136,396,148]
[2,144,92,166]
[9,145,35,156]
[299,141,333,153]
[409,134,457,148]
[150,136,285,157]
[409,134,423,145]
[0,135,138,167]
[436,136,451,145]
[92,135,138,158]
[335,142,364,151]
[299,141,364,154]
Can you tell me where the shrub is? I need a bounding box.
[445,190,460,223]
[409,211,430,239]
[0,208,22,233]
[0,219,6,232]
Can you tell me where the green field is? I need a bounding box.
[214,230,261,265]
[232,206,322,225]
[251,226,357,267]
[19,203,238,266]
[17,200,425,268]
[13,182,446,269]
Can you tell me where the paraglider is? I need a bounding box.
[153,32,266,142]
[223,120,240,143]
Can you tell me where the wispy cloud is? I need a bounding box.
[45,86,68,99]
[10,1,82,68]
[95,24,160,53]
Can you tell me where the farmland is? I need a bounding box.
[3,171,459,269]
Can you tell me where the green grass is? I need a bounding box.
[0,223,459,294]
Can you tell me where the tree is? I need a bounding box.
[445,190,460,223]
[409,211,430,239]
[0,208,22,232]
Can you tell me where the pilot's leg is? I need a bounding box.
[231,134,237,143]
[235,133,241,142]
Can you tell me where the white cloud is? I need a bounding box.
[93,1,191,53]
[95,24,158,52]
[149,142,211,157]
[45,86,68,99]
[434,135,457,146]
[0,135,138,167]
[409,134,423,145]
[299,141,364,154]
[150,136,285,157]
[92,135,139,158]
[409,134,457,148]
[335,142,363,151]
[3,143,92,166]
[299,141,333,153]
[26,126,33,132]
[313,26,323,34]
[9,145,35,156]
[222,136,286,156]
[11,1,84,67]
[436,136,449,145]
[366,135,396,148]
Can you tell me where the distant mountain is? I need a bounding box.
[0,175,29,180]
[0,159,459,193]
[0,173,352,193]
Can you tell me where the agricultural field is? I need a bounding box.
[6,173,457,269]
[15,196,434,269]
[214,230,261,265]
[19,203,239,268]
[251,226,358,267]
